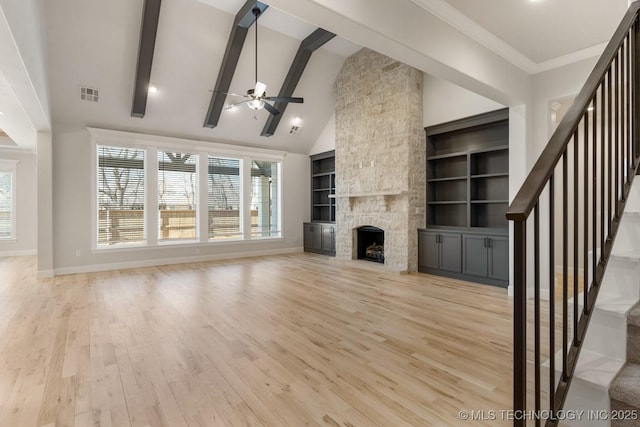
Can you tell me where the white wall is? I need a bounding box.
[530,57,598,167]
[423,74,505,127]
[51,124,309,274]
[0,148,37,256]
[309,113,335,155]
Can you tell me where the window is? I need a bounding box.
[251,160,281,238]
[97,146,145,246]
[208,156,241,240]
[0,162,16,240]
[158,151,198,242]
[92,129,285,249]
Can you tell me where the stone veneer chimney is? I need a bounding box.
[334,48,425,272]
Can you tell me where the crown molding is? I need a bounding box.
[409,0,604,75]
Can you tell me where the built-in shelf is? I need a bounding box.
[428,176,467,182]
[428,151,468,160]
[471,200,509,204]
[312,171,333,178]
[471,173,509,179]
[310,151,336,223]
[426,108,509,229]
[422,108,510,288]
[470,144,509,154]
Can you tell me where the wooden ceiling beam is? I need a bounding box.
[131,0,162,118]
[203,1,268,128]
[261,28,335,137]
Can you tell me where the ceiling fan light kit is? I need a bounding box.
[223,7,304,117]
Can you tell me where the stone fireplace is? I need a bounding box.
[334,48,425,273]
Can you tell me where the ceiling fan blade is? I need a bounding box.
[263,96,304,104]
[263,102,280,116]
[254,81,267,97]
[224,100,250,110]
[209,90,250,98]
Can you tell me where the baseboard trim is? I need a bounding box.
[53,247,304,276]
[0,249,37,257]
[37,270,55,279]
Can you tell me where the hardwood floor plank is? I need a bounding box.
[0,254,514,426]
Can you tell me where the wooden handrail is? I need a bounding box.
[507,1,640,222]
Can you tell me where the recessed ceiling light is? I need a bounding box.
[0,112,4,115]
[292,117,302,125]
[148,85,158,94]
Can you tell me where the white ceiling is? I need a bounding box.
[44,0,359,154]
[433,0,628,66]
[1,0,632,152]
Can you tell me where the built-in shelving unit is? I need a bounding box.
[311,151,336,222]
[420,108,510,287]
[426,109,509,229]
[305,150,336,256]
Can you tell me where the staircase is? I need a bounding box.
[506,2,640,425]
[556,184,640,426]
[609,304,640,426]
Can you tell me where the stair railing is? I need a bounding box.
[507,2,640,426]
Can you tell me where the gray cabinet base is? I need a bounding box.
[304,222,336,256]
[418,228,508,288]
[418,267,509,288]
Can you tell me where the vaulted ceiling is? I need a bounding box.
[0,0,631,152]
[44,0,359,154]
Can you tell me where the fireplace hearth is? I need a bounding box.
[357,226,385,263]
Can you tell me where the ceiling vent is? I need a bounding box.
[80,86,99,102]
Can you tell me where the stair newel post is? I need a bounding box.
[513,219,527,427]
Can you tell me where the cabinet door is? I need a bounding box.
[462,235,488,277]
[303,223,322,251]
[321,225,335,253]
[487,235,509,282]
[418,231,439,270]
[439,233,462,273]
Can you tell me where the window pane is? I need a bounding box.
[97,146,145,246]
[208,156,241,239]
[251,160,280,238]
[158,151,198,241]
[0,171,13,239]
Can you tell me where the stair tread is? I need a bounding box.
[609,249,640,261]
[545,349,624,390]
[629,303,640,327]
[569,293,639,318]
[609,363,640,408]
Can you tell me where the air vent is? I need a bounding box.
[80,86,99,102]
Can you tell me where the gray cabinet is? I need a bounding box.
[462,234,508,284]
[419,229,508,288]
[304,222,335,256]
[487,235,509,281]
[462,235,488,277]
[418,230,461,273]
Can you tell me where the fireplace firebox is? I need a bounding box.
[357,226,384,263]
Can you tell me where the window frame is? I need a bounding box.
[249,158,283,239]
[90,128,286,251]
[93,141,148,249]
[0,159,18,241]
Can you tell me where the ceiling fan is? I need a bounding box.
[223,7,304,116]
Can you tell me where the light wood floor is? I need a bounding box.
[0,254,514,427]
